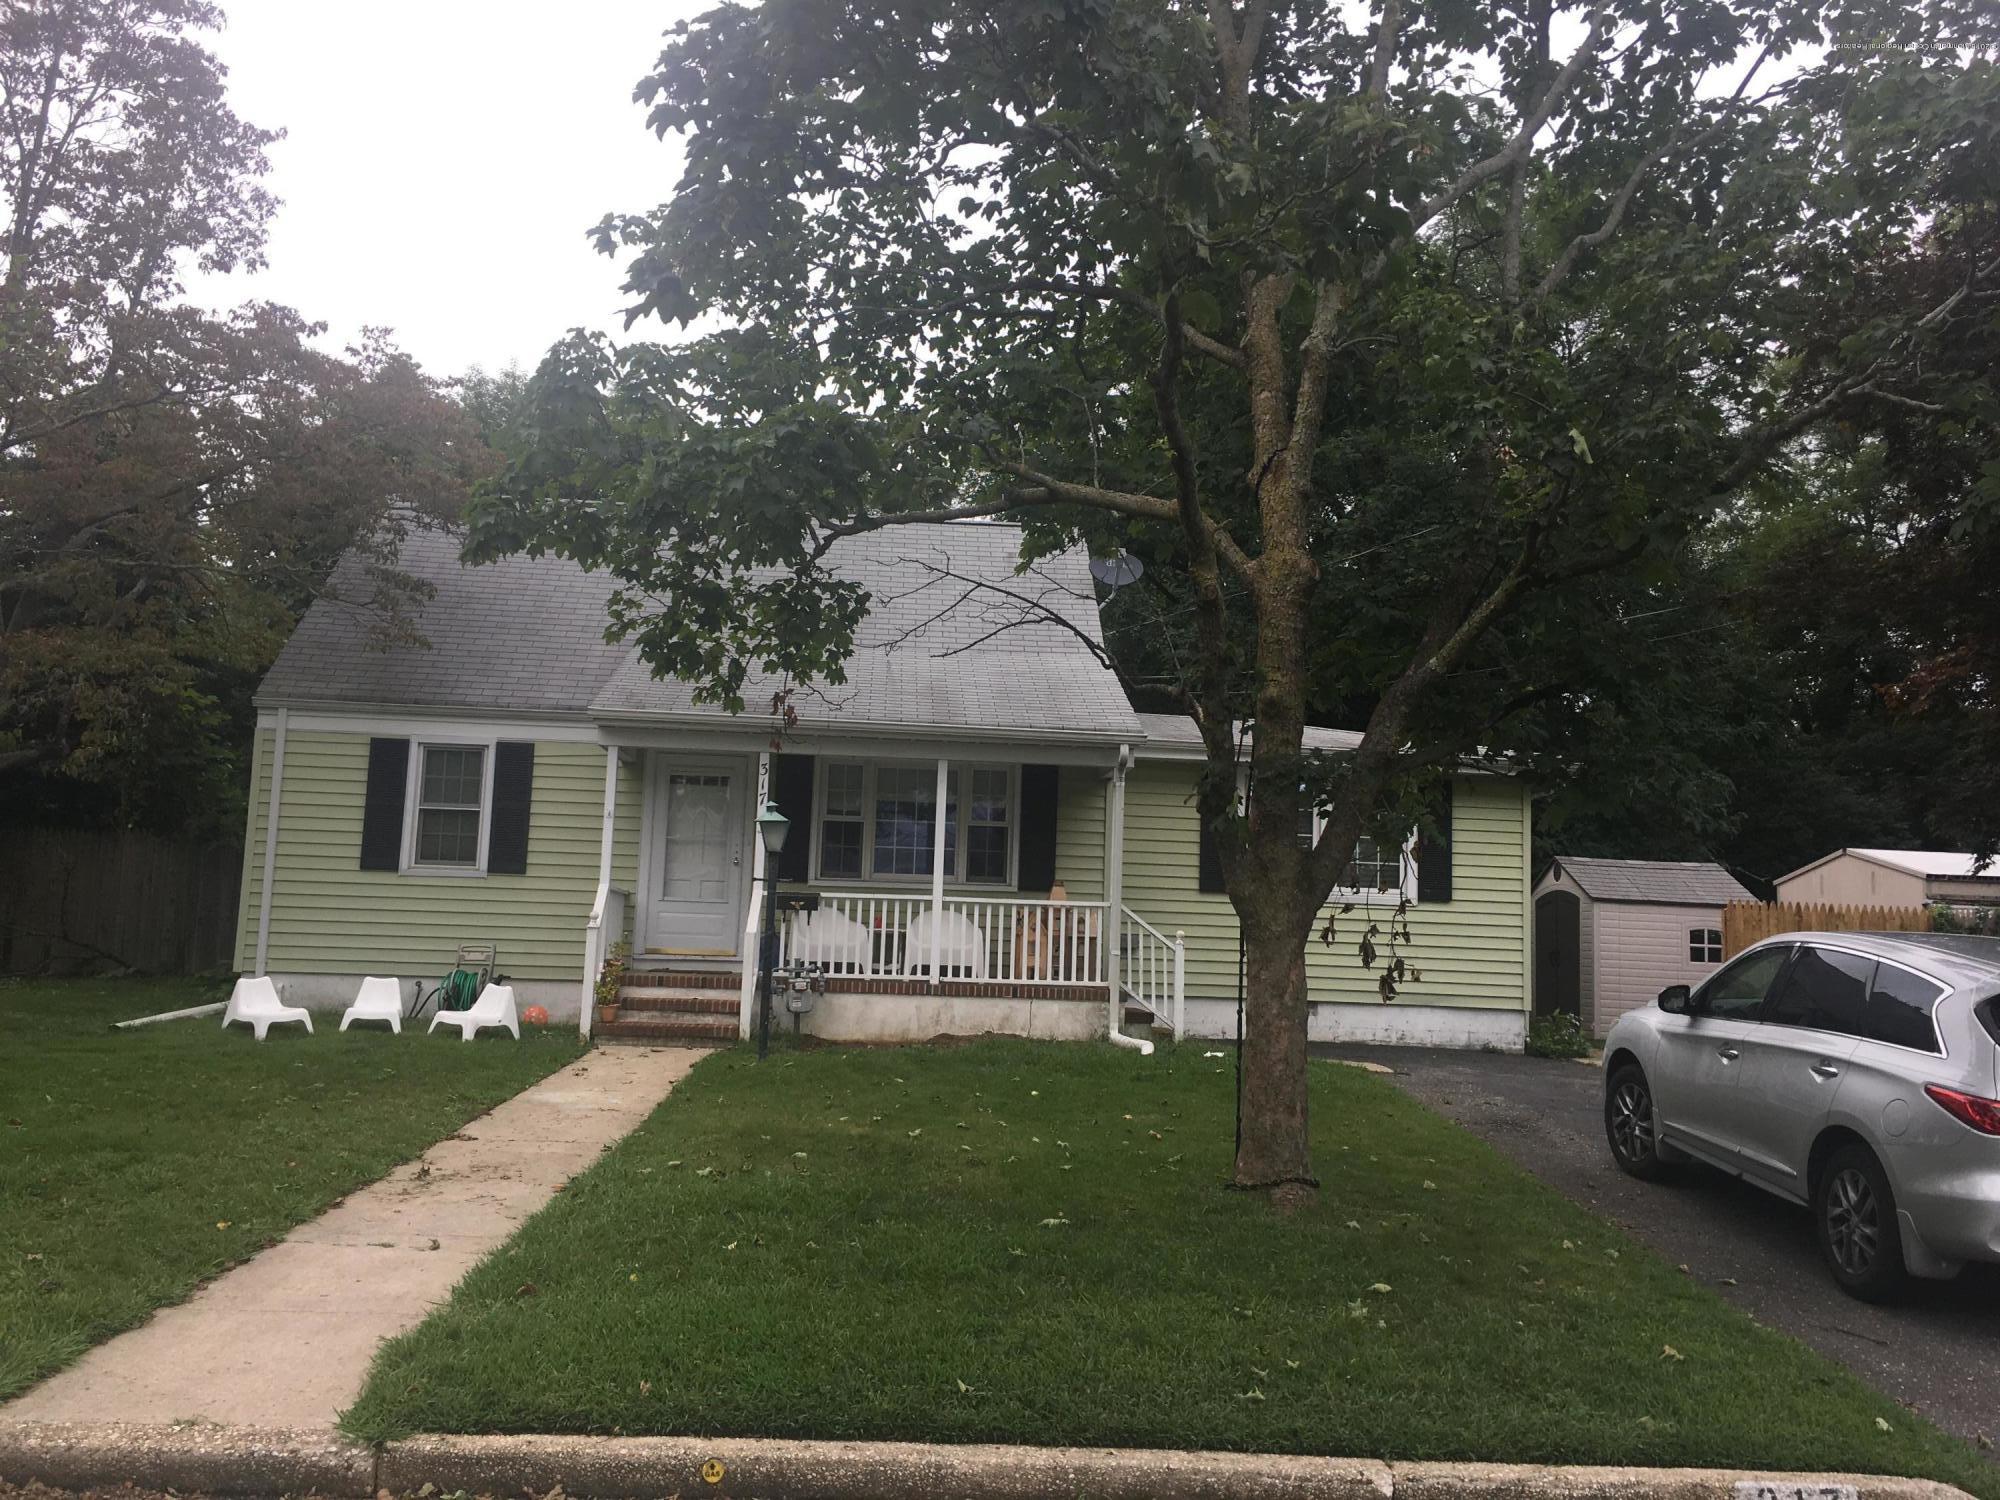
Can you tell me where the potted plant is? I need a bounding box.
[595,941,629,1027]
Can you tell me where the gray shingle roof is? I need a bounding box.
[591,524,1139,741]
[1552,857,1754,906]
[260,520,1142,743]
[257,526,630,714]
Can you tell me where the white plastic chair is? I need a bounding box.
[793,906,871,976]
[339,976,406,1034]
[905,909,989,978]
[428,982,520,1042]
[221,976,313,1041]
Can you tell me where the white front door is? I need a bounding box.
[643,757,748,956]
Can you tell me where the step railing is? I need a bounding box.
[579,882,629,1039]
[1118,906,1185,1038]
[778,892,1110,987]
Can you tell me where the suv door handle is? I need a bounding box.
[1811,1061,1841,1080]
[1717,1046,1740,1061]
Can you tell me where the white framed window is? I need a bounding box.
[1690,927,1724,963]
[1297,798,1417,902]
[814,760,1016,886]
[404,740,494,874]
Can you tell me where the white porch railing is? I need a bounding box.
[778,893,1110,987]
[1118,907,1185,1039]
[580,882,629,1038]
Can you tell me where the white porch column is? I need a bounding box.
[1104,747,1129,1026]
[738,750,772,1040]
[929,757,949,986]
[253,708,289,977]
[581,745,619,1040]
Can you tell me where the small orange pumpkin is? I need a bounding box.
[521,1003,551,1027]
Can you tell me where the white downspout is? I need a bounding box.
[253,708,289,977]
[1104,744,1151,1056]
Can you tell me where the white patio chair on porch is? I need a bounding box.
[791,906,872,976]
[906,909,989,978]
[221,975,313,1041]
[428,982,520,1041]
[339,976,406,1033]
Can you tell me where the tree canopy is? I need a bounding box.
[474,0,1998,1191]
[0,0,492,834]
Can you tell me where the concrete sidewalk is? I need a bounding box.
[1,1046,700,1429]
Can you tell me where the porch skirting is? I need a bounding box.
[780,988,1106,1044]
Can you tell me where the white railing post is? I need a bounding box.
[929,758,949,988]
[1172,930,1186,1041]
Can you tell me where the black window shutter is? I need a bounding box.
[1417,779,1455,904]
[770,753,815,883]
[487,742,535,875]
[1197,808,1225,894]
[359,738,410,871]
[1017,763,1060,892]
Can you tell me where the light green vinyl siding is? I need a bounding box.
[1119,760,1529,1009]
[234,730,637,981]
[1050,765,1106,900]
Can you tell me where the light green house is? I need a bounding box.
[236,521,1532,1049]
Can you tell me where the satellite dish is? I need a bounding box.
[1089,552,1144,589]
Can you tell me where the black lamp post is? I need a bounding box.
[754,801,790,1059]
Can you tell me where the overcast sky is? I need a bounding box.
[188,1,702,379]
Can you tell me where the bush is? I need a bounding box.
[1525,1011,1592,1059]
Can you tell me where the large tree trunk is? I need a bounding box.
[1232,899,1319,1192]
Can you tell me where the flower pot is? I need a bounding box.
[597,1002,621,1026]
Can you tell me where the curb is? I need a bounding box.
[0,1422,371,1497]
[0,1422,1978,1500]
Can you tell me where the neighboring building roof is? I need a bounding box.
[1779,847,1998,883]
[259,519,1143,744]
[1548,857,1755,907]
[1131,712,1362,760]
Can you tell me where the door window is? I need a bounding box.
[1763,945,1871,1036]
[1695,945,1791,1021]
[1863,964,1946,1052]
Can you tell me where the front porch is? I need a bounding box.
[575,736,1186,1046]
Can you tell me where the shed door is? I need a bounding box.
[1535,890,1581,1019]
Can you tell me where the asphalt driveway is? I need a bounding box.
[1315,1043,2000,1456]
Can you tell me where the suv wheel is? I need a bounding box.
[1605,1064,1669,1180]
[1815,1142,1908,1302]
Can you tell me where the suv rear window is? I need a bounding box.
[1978,996,2000,1049]
[1864,963,1946,1053]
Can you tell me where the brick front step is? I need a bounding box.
[617,991,739,1015]
[596,1016,737,1046]
[622,969,742,991]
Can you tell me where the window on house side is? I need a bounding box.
[819,761,1011,884]
[1343,835,1403,894]
[1690,927,1724,964]
[413,744,485,867]
[819,761,865,879]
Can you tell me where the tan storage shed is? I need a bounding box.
[1775,848,2000,908]
[1534,857,1755,1039]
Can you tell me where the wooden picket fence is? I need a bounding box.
[1721,900,1931,959]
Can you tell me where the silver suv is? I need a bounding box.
[1602,931,2000,1300]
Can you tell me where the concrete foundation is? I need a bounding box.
[1181,997,1527,1051]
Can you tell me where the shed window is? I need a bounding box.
[413,745,487,868]
[1690,928,1723,964]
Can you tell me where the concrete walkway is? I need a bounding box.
[2,1046,701,1429]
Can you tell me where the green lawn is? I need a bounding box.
[0,976,584,1401]
[346,1040,1994,1494]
